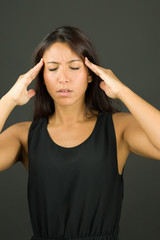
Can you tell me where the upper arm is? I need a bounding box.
[0,123,23,172]
[123,112,160,160]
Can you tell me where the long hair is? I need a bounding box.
[32,25,123,121]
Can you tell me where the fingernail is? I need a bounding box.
[40,58,43,62]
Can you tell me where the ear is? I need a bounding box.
[88,74,92,83]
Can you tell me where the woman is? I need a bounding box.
[0,25,160,240]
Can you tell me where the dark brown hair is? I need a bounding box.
[32,25,123,121]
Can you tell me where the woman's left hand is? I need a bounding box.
[84,57,125,99]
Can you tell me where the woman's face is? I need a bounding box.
[43,42,92,106]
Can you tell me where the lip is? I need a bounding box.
[58,88,72,92]
[58,91,72,96]
[57,88,73,97]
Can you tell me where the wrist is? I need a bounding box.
[116,84,129,100]
[1,92,17,108]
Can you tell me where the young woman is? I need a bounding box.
[0,25,160,240]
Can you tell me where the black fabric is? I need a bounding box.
[27,112,124,240]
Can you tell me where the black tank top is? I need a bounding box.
[27,112,124,240]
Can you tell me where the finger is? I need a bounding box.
[85,57,102,76]
[24,59,44,84]
[26,59,43,78]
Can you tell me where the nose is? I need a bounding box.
[58,67,70,83]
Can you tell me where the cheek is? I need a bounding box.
[43,69,48,82]
[43,70,55,86]
[43,68,50,81]
[79,74,89,88]
[76,70,88,82]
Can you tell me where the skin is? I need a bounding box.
[85,57,160,152]
[42,42,93,126]
[42,42,160,167]
[1,41,160,175]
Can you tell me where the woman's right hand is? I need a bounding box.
[7,59,44,106]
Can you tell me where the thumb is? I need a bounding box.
[99,81,106,91]
[28,89,36,99]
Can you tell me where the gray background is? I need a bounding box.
[0,0,160,239]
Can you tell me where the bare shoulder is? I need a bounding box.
[14,121,32,171]
[111,111,133,148]
[14,121,32,142]
[112,111,131,134]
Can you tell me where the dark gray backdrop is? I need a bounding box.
[0,0,160,239]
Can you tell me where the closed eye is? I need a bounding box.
[49,67,80,71]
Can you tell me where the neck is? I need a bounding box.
[49,101,90,126]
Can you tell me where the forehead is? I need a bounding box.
[43,42,81,61]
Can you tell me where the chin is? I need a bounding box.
[55,99,76,106]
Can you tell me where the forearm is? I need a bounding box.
[0,93,17,133]
[118,85,160,150]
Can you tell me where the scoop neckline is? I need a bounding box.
[44,112,101,151]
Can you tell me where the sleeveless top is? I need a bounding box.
[27,112,125,240]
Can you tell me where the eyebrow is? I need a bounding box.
[47,59,82,64]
